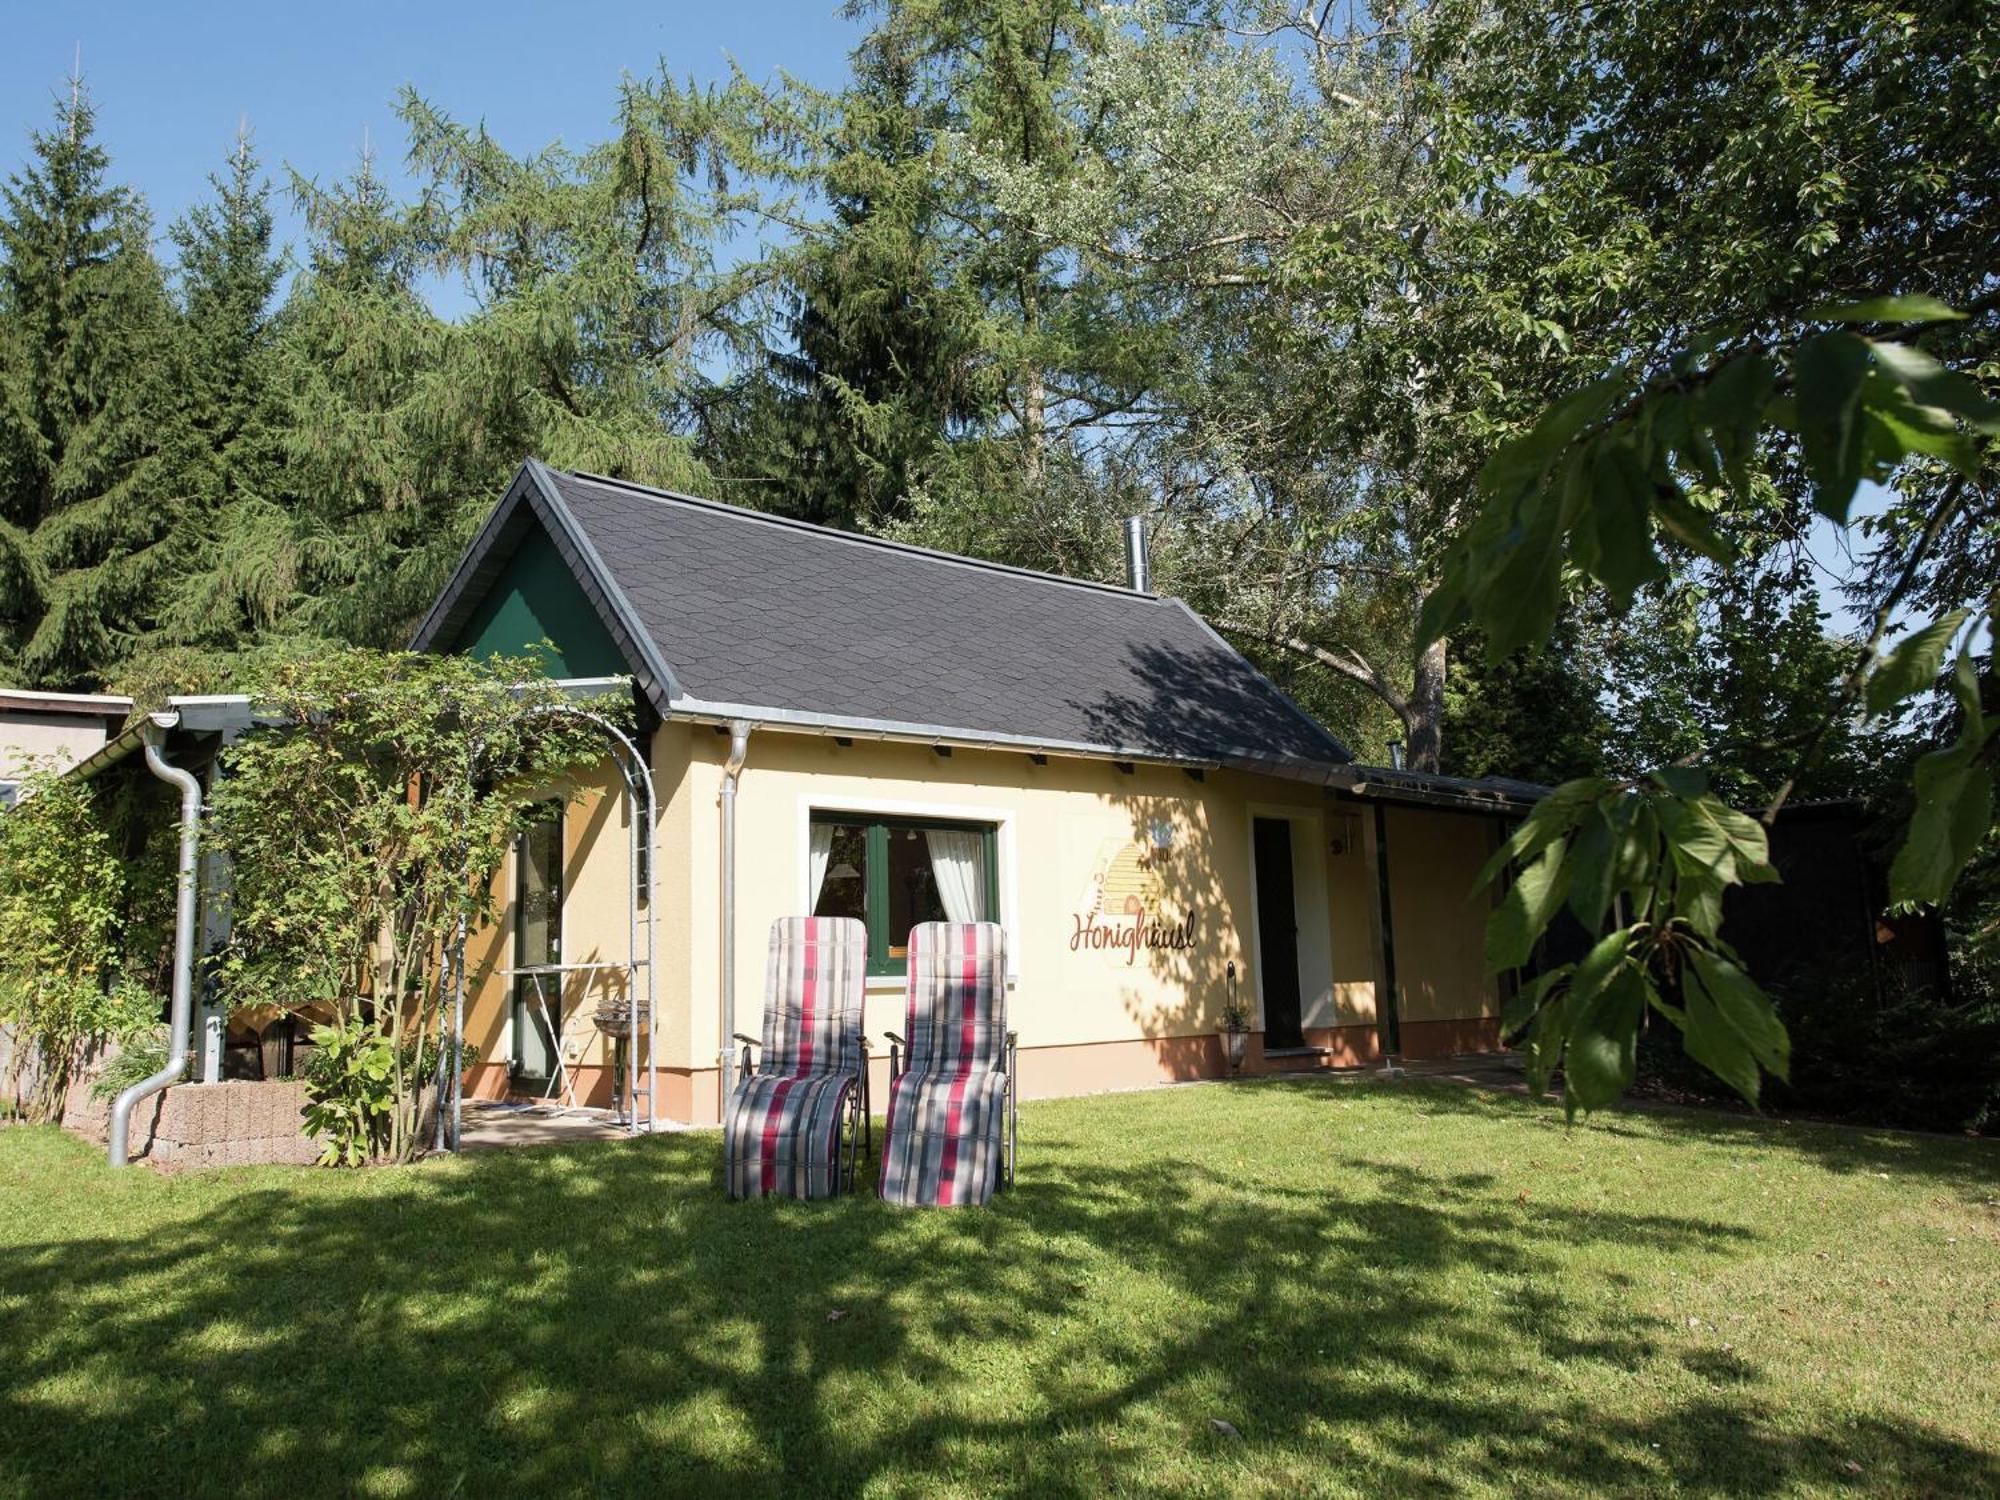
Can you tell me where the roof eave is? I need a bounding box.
[1319,764,1547,814]
[664,695,1221,770]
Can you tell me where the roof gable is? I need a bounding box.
[442,523,627,679]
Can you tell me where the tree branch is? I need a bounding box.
[1218,618,1411,721]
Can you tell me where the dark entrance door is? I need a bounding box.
[1253,817,1305,1049]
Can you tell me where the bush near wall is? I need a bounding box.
[1638,973,1999,1135]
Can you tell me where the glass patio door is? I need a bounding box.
[512,809,564,1085]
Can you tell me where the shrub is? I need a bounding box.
[0,767,165,1120]
[89,1028,170,1102]
[300,1016,398,1167]
[209,648,608,1162]
[1640,970,1999,1134]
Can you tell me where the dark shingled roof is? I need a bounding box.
[414,462,1350,770]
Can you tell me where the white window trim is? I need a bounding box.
[795,792,1019,988]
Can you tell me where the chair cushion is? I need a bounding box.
[725,1071,855,1201]
[761,915,867,1077]
[902,920,1007,1075]
[879,1067,1008,1207]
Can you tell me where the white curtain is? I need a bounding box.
[925,827,987,924]
[809,822,835,911]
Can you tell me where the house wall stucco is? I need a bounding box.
[460,726,1507,1123]
[1382,804,1506,1029]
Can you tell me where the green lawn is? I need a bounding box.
[1,1079,1994,1498]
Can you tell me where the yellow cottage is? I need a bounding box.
[404,461,1536,1127]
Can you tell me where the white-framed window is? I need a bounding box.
[797,795,1017,982]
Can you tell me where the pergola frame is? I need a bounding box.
[440,694,660,1151]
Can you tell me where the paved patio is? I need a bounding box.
[456,1102,666,1152]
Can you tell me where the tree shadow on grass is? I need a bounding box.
[1313,1073,2000,1193]
[0,1112,1991,1499]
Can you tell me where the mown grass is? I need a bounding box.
[0,1077,1994,1498]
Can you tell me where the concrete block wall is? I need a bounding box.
[63,1077,321,1167]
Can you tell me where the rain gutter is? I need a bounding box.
[718,719,752,1114]
[108,718,201,1167]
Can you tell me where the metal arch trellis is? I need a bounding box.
[438,699,659,1152]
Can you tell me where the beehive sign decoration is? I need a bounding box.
[1071,835,1199,965]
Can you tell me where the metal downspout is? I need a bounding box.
[109,726,201,1167]
[719,720,752,1114]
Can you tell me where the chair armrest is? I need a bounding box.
[882,1030,907,1047]
[731,1033,762,1050]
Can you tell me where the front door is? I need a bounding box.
[1253,817,1305,1049]
[512,808,564,1086]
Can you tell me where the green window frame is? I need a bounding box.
[810,812,1000,976]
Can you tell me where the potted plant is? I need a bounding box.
[1221,961,1250,1073]
[1220,1001,1250,1072]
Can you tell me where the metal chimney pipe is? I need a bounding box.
[1123,516,1150,593]
[1387,739,1406,771]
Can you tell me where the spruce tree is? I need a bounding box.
[260,146,441,646]
[710,35,983,528]
[153,126,287,658]
[171,125,281,505]
[0,78,182,688]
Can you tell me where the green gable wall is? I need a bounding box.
[445,535,629,679]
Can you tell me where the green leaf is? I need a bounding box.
[1683,976,1762,1107]
[1486,842,1571,972]
[1674,866,1728,938]
[1865,611,1969,716]
[1563,963,1647,1115]
[1950,648,1989,725]
[1479,476,1575,656]
[1700,352,1776,496]
[1416,571,1469,652]
[1485,371,1631,490]
[1502,965,1568,1038]
[1659,797,1732,878]
[1520,989,1569,1097]
[1702,798,1779,884]
[1566,810,1617,931]
[1476,780,1605,888]
[1568,928,1631,1010]
[1589,439,1667,606]
[1867,339,2000,436]
[1651,484,1733,564]
[1686,948,1790,1081]
[1863,383,1983,476]
[1609,797,1658,891]
[1809,294,1966,324]
[1792,332,1874,521]
[1647,767,1708,798]
[1888,734,1995,906]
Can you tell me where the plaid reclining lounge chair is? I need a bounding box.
[724,916,869,1200]
[880,921,1017,1208]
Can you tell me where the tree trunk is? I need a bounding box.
[1406,634,1447,773]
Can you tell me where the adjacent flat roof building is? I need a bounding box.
[0,690,133,808]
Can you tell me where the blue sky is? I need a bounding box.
[3,1,864,269]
